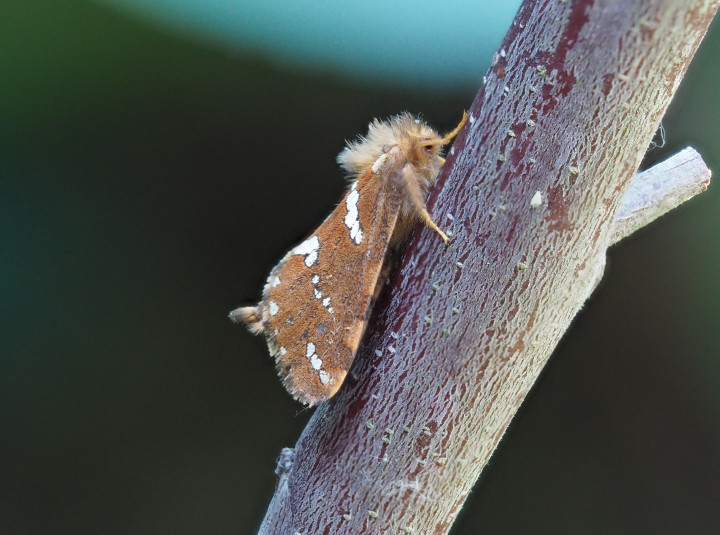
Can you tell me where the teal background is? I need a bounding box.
[95,0,514,89]
[1,1,719,533]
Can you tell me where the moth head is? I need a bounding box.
[404,123,444,169]
[398,113,466,178]
[336,112,466,181]
[409,135,445,177]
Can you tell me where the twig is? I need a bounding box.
[611,147,711,245]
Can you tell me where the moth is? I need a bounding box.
[230,112,467,406]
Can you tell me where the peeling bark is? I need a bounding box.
[258,1,718,533]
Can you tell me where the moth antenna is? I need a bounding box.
[229,306,265,334]
[402,165,449,243]
[419,111,468,148]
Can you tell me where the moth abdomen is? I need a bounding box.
[229,305,265,334]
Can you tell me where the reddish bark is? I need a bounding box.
[258,1,719,533]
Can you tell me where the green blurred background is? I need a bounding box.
[1,1,719,533]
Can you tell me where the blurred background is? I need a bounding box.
[1,1,719,533]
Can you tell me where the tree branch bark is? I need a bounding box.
[258,1,718,533]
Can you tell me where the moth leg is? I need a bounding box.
[402,165,449,243]
[229,305,265,334]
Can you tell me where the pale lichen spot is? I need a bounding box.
[269,301,279,316]
[319,370,331,385]
[305,251,318,267]
[530,191,543,208]
[311,274,320,284]
[279,347,287,356]
[322,296,331,308]
[344,184,363,245]
[271,276,281,287]
[469,114,476,124]
[349,221,362,244]
[306,342,323,372]
[310,353,323,370]
[293,235,320,267]
[314,288,322,299]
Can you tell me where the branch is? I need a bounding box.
[610,147,711,245]
[258,1,718,533]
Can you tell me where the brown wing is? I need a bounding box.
[258,169,402,405]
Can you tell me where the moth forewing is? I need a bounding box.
[237,167,402,406]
